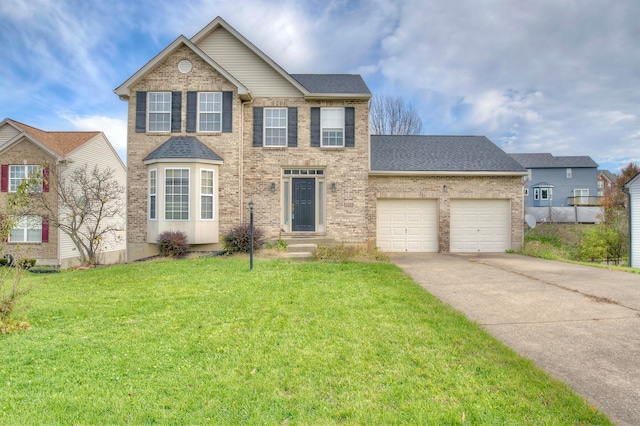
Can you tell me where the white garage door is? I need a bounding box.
[377,199,438,252]
[450,199,511,253]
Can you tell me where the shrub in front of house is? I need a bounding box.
[157,231,190,258]
[15,258,36,270]
[222,224,265,253]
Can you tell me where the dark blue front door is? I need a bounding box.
[292,178,315,232]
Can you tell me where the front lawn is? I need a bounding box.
[1,257,609,424]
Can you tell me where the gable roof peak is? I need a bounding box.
[3,118,100,157]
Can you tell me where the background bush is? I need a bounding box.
[222,224,265,253]
[157,231,190,257]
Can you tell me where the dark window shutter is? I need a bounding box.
[186,91,197,133]
[42,166,49,192]
[1,164,7,192]
[253,107,263,147]
[345,107,355,147]
[41,215,49,243]
[171,91,182,133]
[310,107,320,147]
[135,91,147,133]
[222,91,233,133]
[288,107,298,147]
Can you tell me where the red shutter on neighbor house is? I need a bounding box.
[41,215,49,243]
[42,166,50,192]
[1,165,8,192]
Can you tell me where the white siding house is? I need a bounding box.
[626,173,640,268]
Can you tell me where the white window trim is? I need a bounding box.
[9,215,42,243]
[149,168,157,221]
[147,92,171,132]
[164,168,190,221]
[200,169,215,221]
[9,165,41,193]
[574,189,589,196]
[197,92,222,133]
[566,168,572,179]
[320,107,345,148]
[540,188,551,200]
[263,107,288,147]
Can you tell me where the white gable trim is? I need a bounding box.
[190,16,311,97]
[113,35,251,100]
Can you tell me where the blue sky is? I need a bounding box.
[1,0,638,173]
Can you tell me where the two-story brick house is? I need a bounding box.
[116,17,527,259]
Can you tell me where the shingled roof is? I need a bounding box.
[370,135,526,173]
[290,74,371,95]
[143,136,223,162]
[8,119,100,157]
[509,153,598,168]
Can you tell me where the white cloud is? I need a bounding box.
[63,114,128,162]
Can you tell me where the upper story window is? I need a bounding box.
[321,108,345,147]
[10,165,42,192]
[597,180,604,189]
[149,169,157,221]
[148,92,171,132]
[198,92,222,132]
[165,168,189,220]
[264,108,287,147]
[566,168,572,179]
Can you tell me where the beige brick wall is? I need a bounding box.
[0,139,59,263]
[367,175,524,252]
[242,98,370,243]
[125,45,371,260]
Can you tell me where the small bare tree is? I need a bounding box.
[370,94,424,135]
[18,163,125,266]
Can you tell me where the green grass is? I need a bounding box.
[1,257,610,425]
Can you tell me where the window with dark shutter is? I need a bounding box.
[222,91,232,133]
[41,215,49,243]
[253,107,263,147]
[186,91,197,133]
[171,91,182,133]
[345,107,355,147]
[1,164,7,192]
[135,91,147,133]
[310,107,320,147]
[288,107,298,147]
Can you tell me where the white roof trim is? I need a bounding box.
[190,16,311,96]
[625,172,640,188]
[369,171,529,177]
[114,35,251,99]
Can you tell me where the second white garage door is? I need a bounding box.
[377,199,438,252]
[450,199,511,253]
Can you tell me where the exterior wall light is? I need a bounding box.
[331,182,337,193]
[443,185,448,192]
[271,182,276,192]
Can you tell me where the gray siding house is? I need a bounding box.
[510,153,599,208]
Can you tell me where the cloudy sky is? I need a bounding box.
[1,0,638,173]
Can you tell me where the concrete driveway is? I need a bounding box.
[389,253,640,426]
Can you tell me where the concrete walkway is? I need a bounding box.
[389,253,640,426]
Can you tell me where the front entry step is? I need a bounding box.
[284,243,318,259]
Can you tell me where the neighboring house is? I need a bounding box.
[0,119,127,267]
[115,16,527,259]
[598,169,617,197]
[626,173,640,268]
[510,153,599,207]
